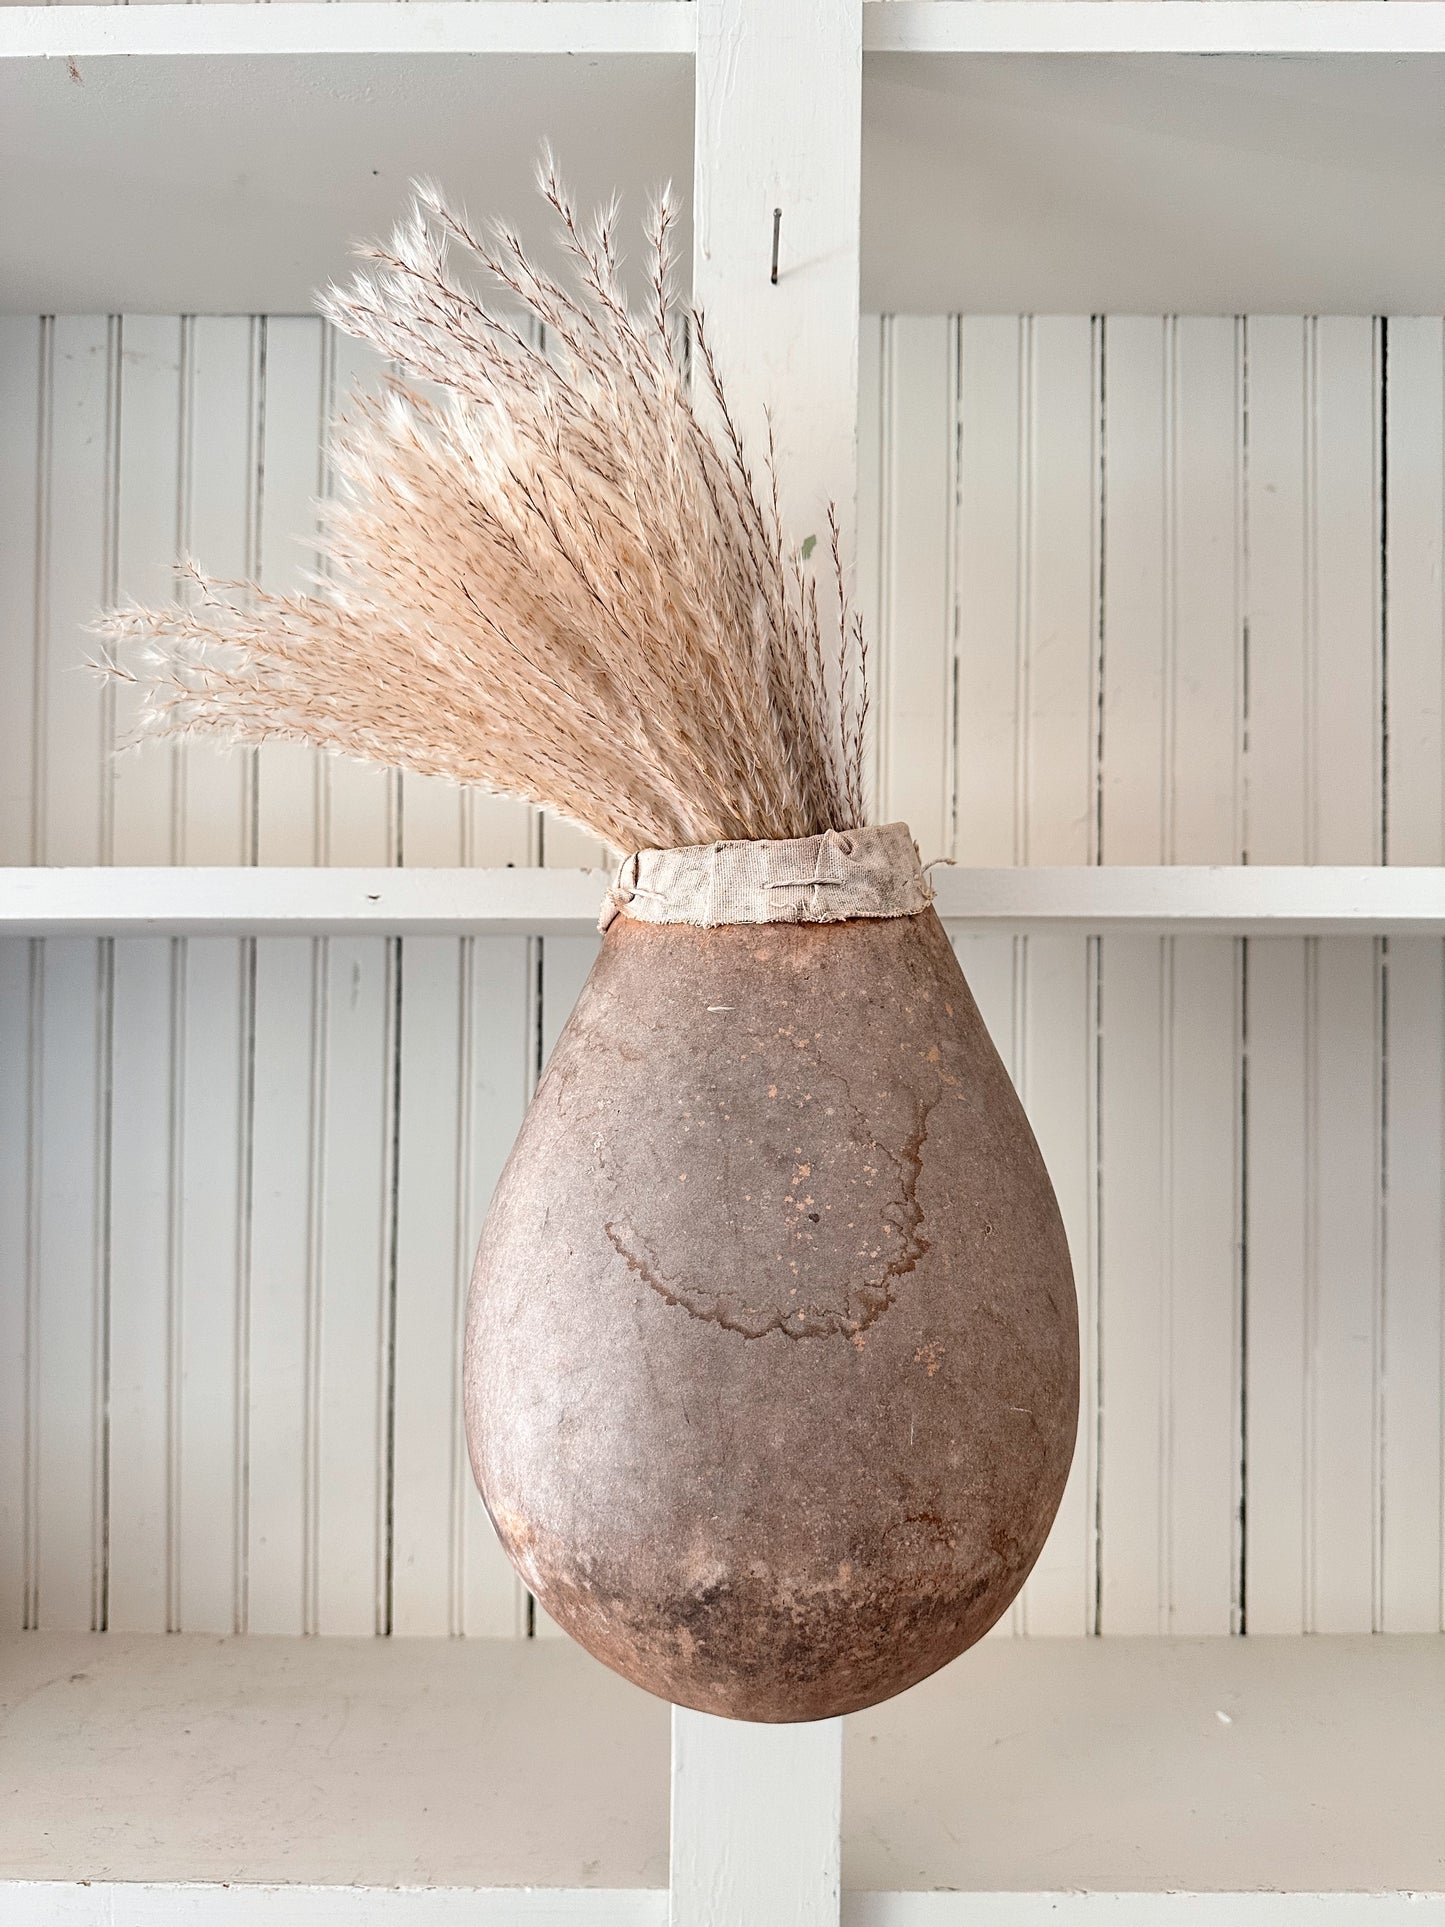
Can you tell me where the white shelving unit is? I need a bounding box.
[4,1628,1442,1923]
[3,0,1445,1922]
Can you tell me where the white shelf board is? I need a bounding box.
[866,0,1445,56]
[0,1,694,60]
[6,3,1445,313]
[3,865,1444,938]
[9,1,1445,65]
[0,11,694,315]
[846,1632,1445,1901]
[0,1631,671,1902]
[0,865,611,936]
[929,863,1445,934]
[1,1631,1441,1920]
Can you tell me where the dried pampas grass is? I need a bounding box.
[95,158,869,855]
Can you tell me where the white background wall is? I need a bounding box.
[1,311,1442,1643]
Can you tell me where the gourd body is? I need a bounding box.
[463,905,1077,1721]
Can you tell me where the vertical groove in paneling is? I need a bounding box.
[0,319,42,864]
[1094,317,1241,1634]
[0,941,37,1628]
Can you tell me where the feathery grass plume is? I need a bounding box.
[95,156,869,855]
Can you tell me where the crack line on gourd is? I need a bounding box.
[602,1091,938,1342]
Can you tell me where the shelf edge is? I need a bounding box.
[863,0,1445,56]
[0,1,696,62]
[2,867,1444,937]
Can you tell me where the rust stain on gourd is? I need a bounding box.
[464,906,1079,1722]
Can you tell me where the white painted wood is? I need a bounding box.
[0,940,35,1631]
[1097,935,1166,1635]
[1243,937,1310,1636]
[254,317,326,870]
[863,53,1445,315]
[0,1632,671,1890]
[105,938,179,1633]
[1169,316,1244,868]
[670,1709,841,1927]
[16,0,1445,65]
[390,937,466,1638]
[1093,320,1169,1634]
[1309,317,1383,869]
[1245,316,1310,868]
[877,316,955,863]
[847,1900,1445,1927]
[111,315,184,868]
[11,29,1445,314]
[954,314,1019,868]
[1164,938,1241,1636]
[318,326,398,870]
[177,317,259,869]
[675,0,860,1911]
[173,938,248,1635]
[38,317,114,867]
[844,1633,1445,1898]
[10,864,1445,937]
[1379,937,1445,1634]
[865,1,1445,56]
[1161,319,1244,1637]
[32,940,106,1631]
[693,0,861,539]
[0,318,41,865]
[3,1631,1444,1904]
[313,936,394,1636]
[244,937,319,1634]
[0,867,608,935]
[1308,939,1382,1635]
[3,1892,667,1927]
[0,3,696,60]
[4,1894,1444,1927]
[0,43,695,318]
[994,317,1099,1636]
[1385,318,1445,871]
[1019,314,1099,870]
[1100,316,1166,870]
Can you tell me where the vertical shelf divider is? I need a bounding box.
[668,2,863,1922]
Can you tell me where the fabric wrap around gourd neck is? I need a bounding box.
[599,822,932,932]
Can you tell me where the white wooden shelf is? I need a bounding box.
[1,1630,1441,1921]
[10,1,1442,61]
[0,865,612,937]
[3,865,1444,938]
[869,0,1445,55]
[5,1,1445,313]
[1,1,693,60]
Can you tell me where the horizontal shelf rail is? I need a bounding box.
[864,0,1445,55]
[2,866,1444,938]
[10,2,1445,63]
[0,1,695,60]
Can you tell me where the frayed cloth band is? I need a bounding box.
[599,823,931,932]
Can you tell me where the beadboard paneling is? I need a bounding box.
[1,313,1442,1640]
